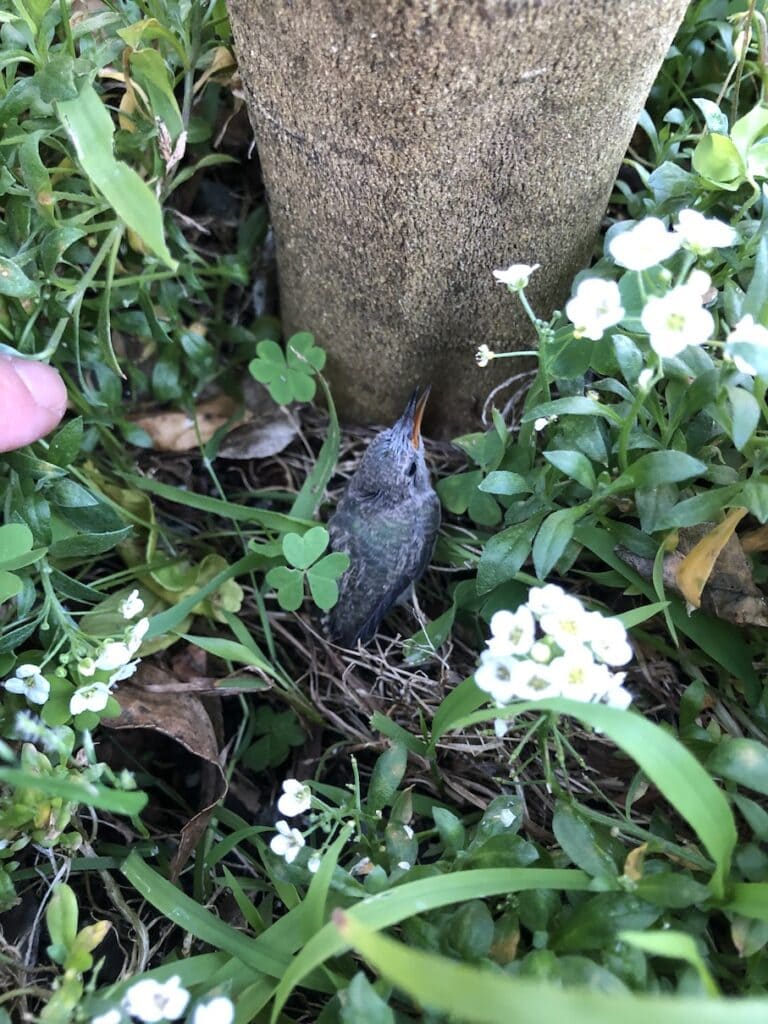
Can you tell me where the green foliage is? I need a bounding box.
[249,332,327,405]
[266,526,349,611]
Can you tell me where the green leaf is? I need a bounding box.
[477,517,543,594]
[544,450,596,491]
[742,480,768,523]
[437,471,482,514]
[433,807,466,856]
[552,802,618,879]
[521,397,623,425]
[692,97,729,135]
[478,471,529,496]
[306,571,338,610]
[46,883,78,952]
[0,256,39,299]
[0,523,33,564]
[341,973,395,1024]
[731,102,768,158]
[707,738,768,796]
[287,332,326,372]
[0,571,22,602]
[533,507,584,579]
[129,48,183,141]
[692,133,744,185]
[624,451,707,487]
[48,527,132,560]
[265,566,304,611]
[56,83,176,268]
[368,744,408,814]
[283,526,329,570]
[46,418,83,468]
[727,387,760,452]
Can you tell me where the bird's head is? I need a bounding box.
[351,387,432,502]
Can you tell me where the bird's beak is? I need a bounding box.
[410,385,430,449]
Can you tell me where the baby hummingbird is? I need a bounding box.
[326,387,441,648]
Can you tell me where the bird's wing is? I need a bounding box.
[327,492,440,647]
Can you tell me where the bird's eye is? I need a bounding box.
[407,460,417,478]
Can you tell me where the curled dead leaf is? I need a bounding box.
[104,667,227,880]
[617,517,768,629]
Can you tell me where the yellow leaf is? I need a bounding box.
[623,842,647,882]
[675,507,748,609]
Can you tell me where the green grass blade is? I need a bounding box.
[122,473,311,531]
[290,373,340,520]
[620,930,718,996]
[57,83,176,269]
[0,768,146,815]
[334,910,768,1024]
[269,867,589,1021]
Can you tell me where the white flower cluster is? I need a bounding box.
[269,778,316,867]
[92,975,235,1024]
[475,585,632,709]
[2,591,148,718]
[561,209,752,362]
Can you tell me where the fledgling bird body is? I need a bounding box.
[326,389,440,647]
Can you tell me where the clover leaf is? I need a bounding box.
[249,331,326,405]
[266,526,349,612]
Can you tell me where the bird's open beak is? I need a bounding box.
[410,385,430,449]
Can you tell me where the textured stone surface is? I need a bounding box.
[228,0,689,436]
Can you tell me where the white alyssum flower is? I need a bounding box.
[725,314,768,375]
[565,278,625,340]
[674,208,738,254]
[270,820,305,864]
[538,592,591,651]
[277,779,311,817]
[307,853,322,874]
[509,659,559,700]
[586,613,633,666]
[476,584,634,710]
[109,660,139,685]
[70,683,112,716]
[95,641,134,672]
[91,1010,122,1024]
[533,416,551,432]
[493,718,509,738]
[192,997,235,1024]
[120,589,144,620]
[474,653,517,705]
[527,584,572,617]
[641,283,714,357]
[487,606,535,658]
[122,975,190,1023]
[128,617,150,651]
[609,217,680,270]
[4,664,50,705]
[637,368,655,392]
[78,657,96,677]
[475,344,495,367]
[493,262,539,291]
[550,648,605,702]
